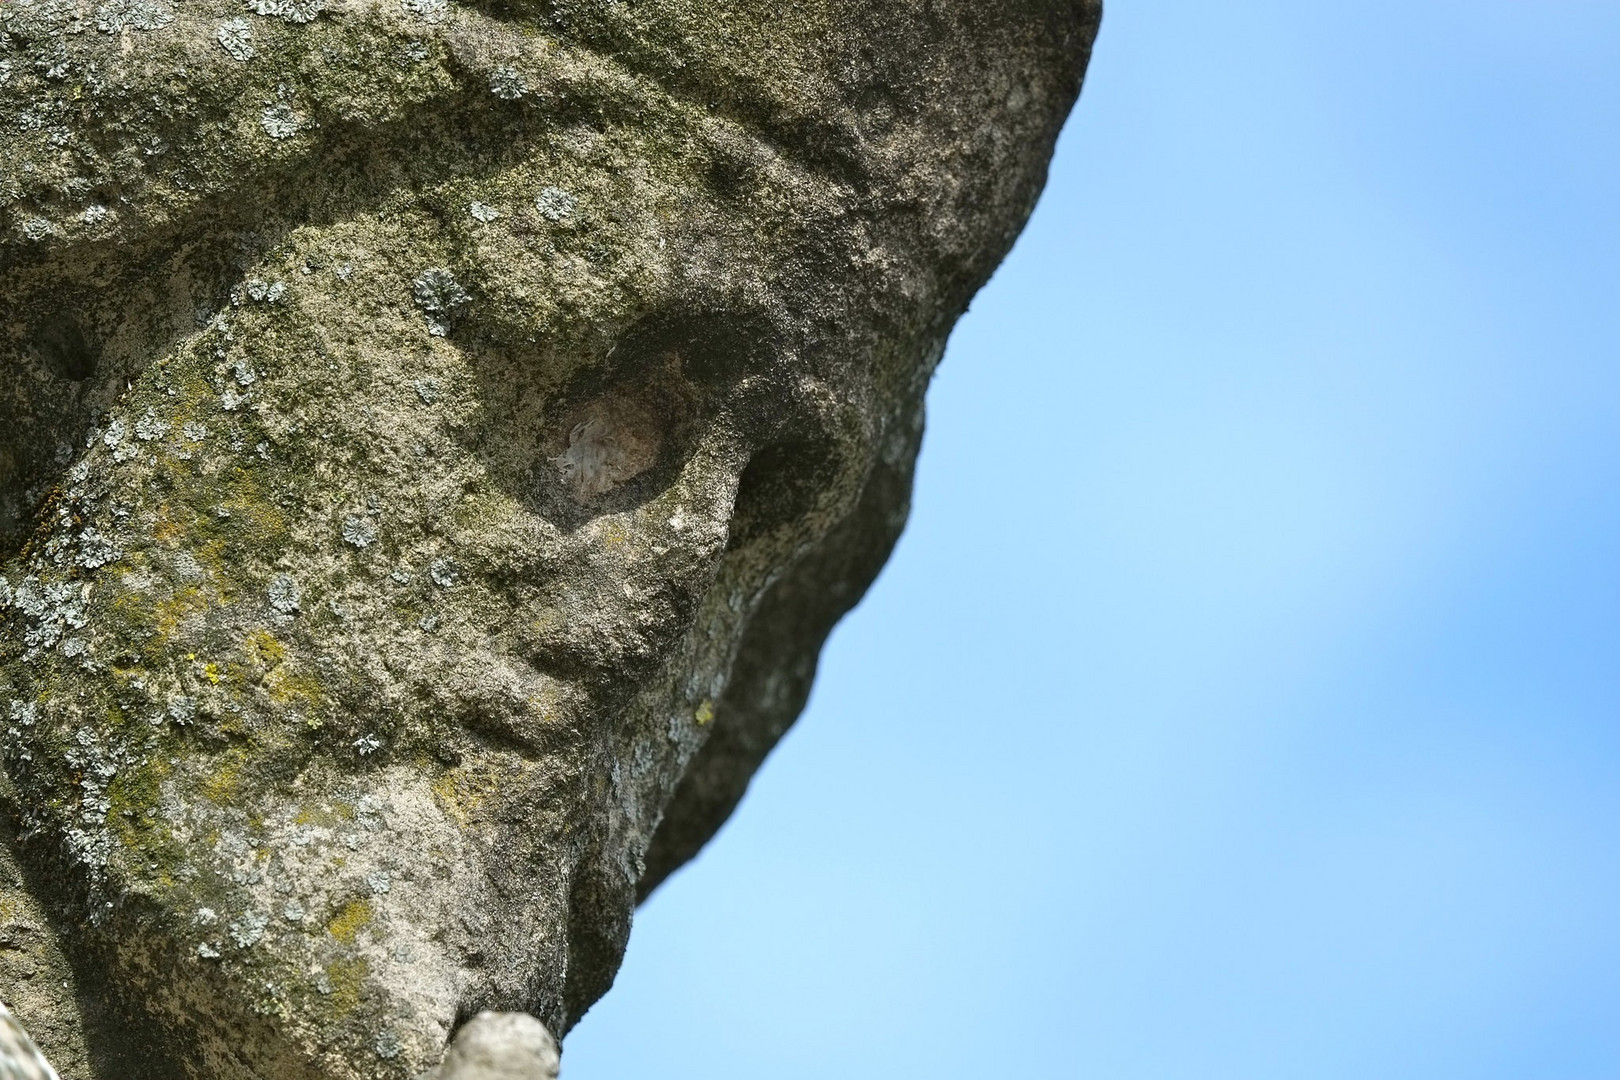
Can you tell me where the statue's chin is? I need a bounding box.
[77,763,555,1078]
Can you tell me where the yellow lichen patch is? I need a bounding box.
[266,665,327,713]
[108,759,185,880]
[215,466,292,548]
[695,699,715,726]
[151,443,290,555]
[431,765,500,828]
[200,747,252,805]
[453,490,517,534]
[151,514,186,545]
[150,584,211,641]
[192,539,239,602]
[293,801,354,828]
[326,898,372,945]
[108,757,164,819]
[169,374,219,414]
[101,700,130,730]
[244,629,287,669]
[323,954,370,1016]
[529,609,565,636]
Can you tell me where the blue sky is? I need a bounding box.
[566,3,1620,1077]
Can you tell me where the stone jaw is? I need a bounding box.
[0,0,1100,1075]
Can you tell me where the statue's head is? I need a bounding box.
[0,1,1097,1076]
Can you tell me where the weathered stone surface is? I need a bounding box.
[0,0,1099,1076]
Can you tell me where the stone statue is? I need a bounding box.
[0,0,1100,1075]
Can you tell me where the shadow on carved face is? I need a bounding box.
[0,312,105,553]
[33,315,99,382]
[726,436,841,550]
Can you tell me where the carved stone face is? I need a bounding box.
[0,1,1095,1077]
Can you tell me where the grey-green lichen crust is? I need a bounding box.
[0,0,1100,1076]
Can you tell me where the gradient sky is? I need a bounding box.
[566,3,1620,1077]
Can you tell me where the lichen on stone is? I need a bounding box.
[93,0,173,34]
[217,18,256,62]
[399,0,448,23]
[246,0,326,24]
[267,574,301,615]
[411,268,470,337]
[533,186,576,222]
[259,105,302,141]
[241,278,287,304]
[341,517,376,549]
[488,66,526,101]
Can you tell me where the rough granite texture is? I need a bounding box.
[0,0,1100,1076]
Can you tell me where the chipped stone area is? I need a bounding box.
[552,394,672,502]
[0,0,1100,1076]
